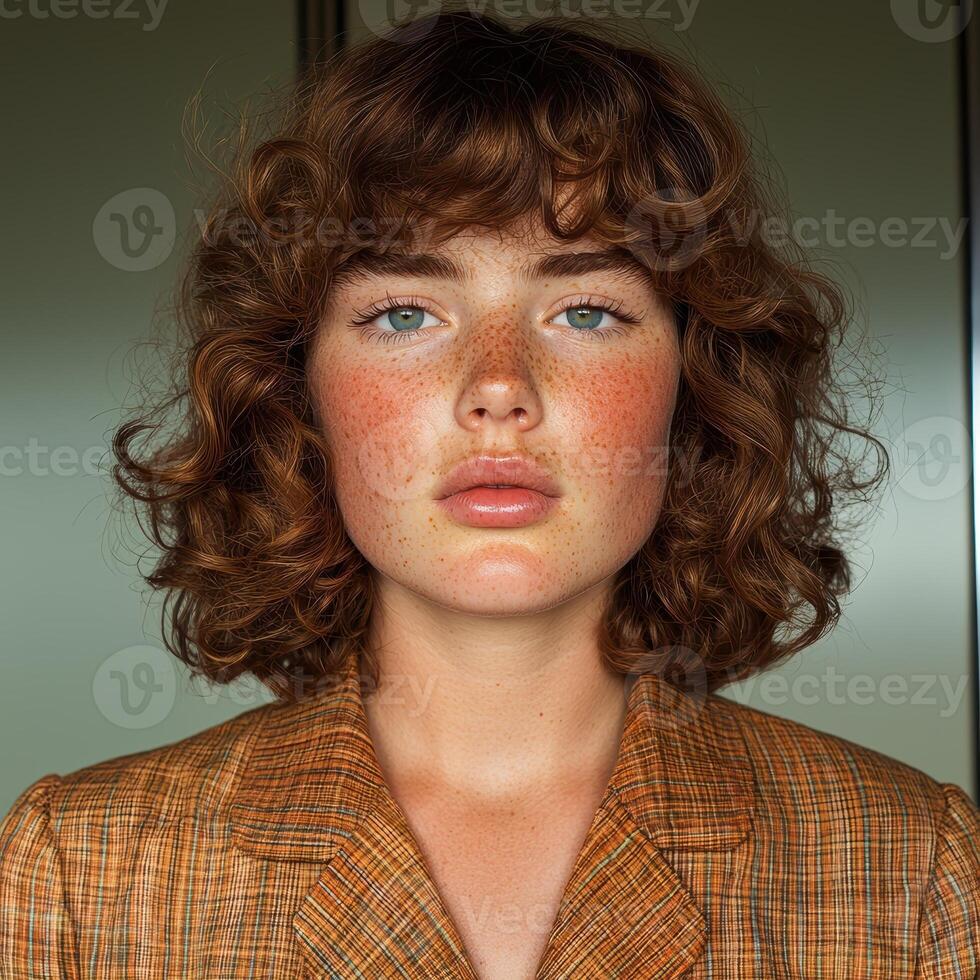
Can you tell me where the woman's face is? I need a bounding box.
[308,218,681,615]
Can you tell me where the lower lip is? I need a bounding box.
[436,486,559,527]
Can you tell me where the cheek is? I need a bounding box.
[310,357,442,526]
[558,350,679,505]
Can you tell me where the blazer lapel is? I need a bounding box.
[534,665,754,979]
[231,651,480,977]
[230,650,755,979]
[533,790,707,979]
[293,792,481,979]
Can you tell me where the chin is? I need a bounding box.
[393,550,581,616]
[424,584,576,618]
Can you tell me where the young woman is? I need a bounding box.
[1,9,977,979]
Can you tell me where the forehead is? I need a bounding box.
[432,219,596,252]
[414,211,608,260]
[329,222,653,291]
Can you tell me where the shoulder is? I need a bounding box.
[710,691,978,830]
[0,698,293,976]
[707,693,979,972]
[1,696,286,841]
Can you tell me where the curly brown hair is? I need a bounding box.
[113,7,889,702]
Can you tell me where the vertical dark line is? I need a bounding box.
[296,0,306,78]
[958,0,980,802]
[297,0,347,79]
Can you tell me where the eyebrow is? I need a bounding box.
[328,246,653,290]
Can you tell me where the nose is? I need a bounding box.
[454,333,544,434]
[455,377,543,433]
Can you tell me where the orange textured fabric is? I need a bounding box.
[1,651,977,978]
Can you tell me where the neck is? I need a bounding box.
[360,571,630,803]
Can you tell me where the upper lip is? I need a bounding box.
[435,454,561,499]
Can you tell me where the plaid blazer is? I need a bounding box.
[1,650,977,979]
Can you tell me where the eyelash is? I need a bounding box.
[348,293,643,345]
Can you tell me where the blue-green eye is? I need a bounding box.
[348,298,444,343]
[550,296,643,338]
[383,306,441,331]
[555,306,608,331]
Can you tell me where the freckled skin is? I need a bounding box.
[307,220,681,616]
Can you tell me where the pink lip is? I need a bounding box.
[436,486,559,527]
[434,454,561,528]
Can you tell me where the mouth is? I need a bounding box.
[435,455,561,528]
[435,485,559,527]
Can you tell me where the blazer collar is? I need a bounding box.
[230,651,754,978]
